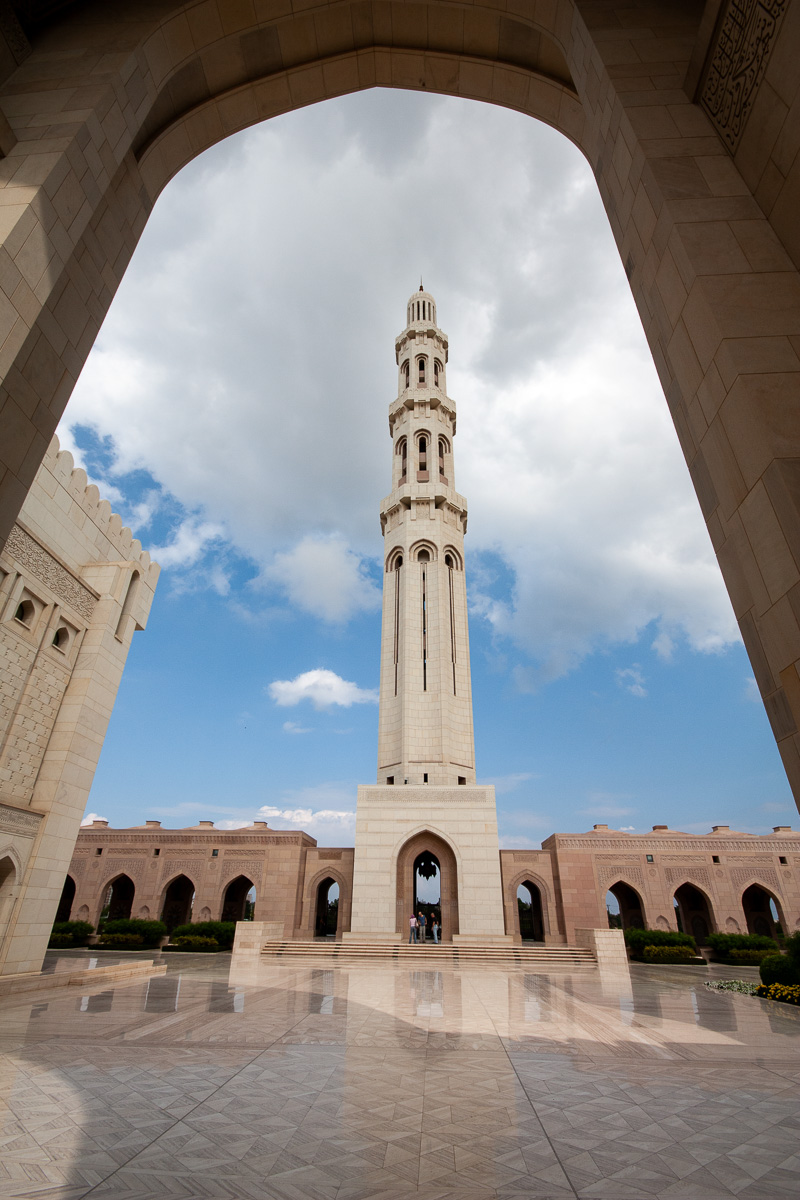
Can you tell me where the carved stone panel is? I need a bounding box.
[5,525,96,621]
[701,0,788,150]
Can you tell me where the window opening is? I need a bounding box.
[402,360,409,388]
[211,848,219,857]
[421,566,427,692]
[458,776,466,785]
[423,773,428,783]
[14,599,34,627]
[448,559,457,694]
[779,856,787,864]
[646,854,654,863]
[393,557,402,695]
[418,357,426,384]
[439,437,446,480]
[434,360,441,386]
[712,855,720,863]
[398,438,407,484]
[418,436,427,478]
[95,848,102,856]
[153,848,160,856]
[387,776,394,785]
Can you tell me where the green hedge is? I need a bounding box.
[642,945,699,963]
[707,933,777,956]
[784,931,800,961]
[98,934,144,947]
[624,928,696,953]
[99,918,166,946]
[759,953,800,986]
[170,921,236,949]
[48,920,94,947]
[172,936,220,951]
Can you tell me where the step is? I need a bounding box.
[259,940,596,966]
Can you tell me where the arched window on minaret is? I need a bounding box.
[397,437,407,485]
[417,356,426,385]
[417,436,428,481]
[434,359,441,387]
[438,437,448,483]
[402,360,410,389]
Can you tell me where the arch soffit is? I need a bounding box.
[507,868,552,906]
[392,825,462,876]
[159,871,197,895]
[670,878,716,907]
[98,870,137,895]
[132,4,583,202]
[605,876,645,902]
[0,846,22,879]
[305,864,351,900]
[738,877,786,904]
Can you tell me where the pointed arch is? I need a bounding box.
[394,828,459,941]
[98,873,136,924]
[301,865,352,940]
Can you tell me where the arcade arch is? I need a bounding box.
[0,856,17,937]
[605,881,645,933]
[673,882,715,945]
[314,878,340,938]
[395,830,458,942]
[517,881,545,943]
[160,874,195,931]
[0,1,799,821]
[55,875,76,924]
[100,874,135,923]
[741,883,784,939]
[221,875,256,923]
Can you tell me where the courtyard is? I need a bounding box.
[1,954,799,1199]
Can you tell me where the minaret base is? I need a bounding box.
[345,784,509,942]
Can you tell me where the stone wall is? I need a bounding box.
[0,436,158,975]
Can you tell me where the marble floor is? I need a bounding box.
[1,953,799,1199]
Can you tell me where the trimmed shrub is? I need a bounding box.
[98,918,166,946]
[727,948,774,965]
[172,936,220,951]
[49,920,94,947]
[624,928,695,953]
[48,932,73,947]
[98,933,144,947]
[641,944,699,963]
[707,933,777,956]
[759,953,800,986]
[756,983,800,1005]
[170,921,236,949]
[784,931,800,962]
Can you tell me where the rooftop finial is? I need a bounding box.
[419,277,423,291]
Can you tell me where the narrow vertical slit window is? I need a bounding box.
[393,557,402,696]
[421,565,427,692]
[418,357,426,384]
[447,556,457,695]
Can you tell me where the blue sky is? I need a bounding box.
[60,90,796,846]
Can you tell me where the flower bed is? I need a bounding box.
[705,980,759,995]
[756,983,800,1005]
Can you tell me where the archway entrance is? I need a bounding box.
[221,875,256,923]
[396,832,458,942]
[742,884,783,938]
[673,883,714,944]
[55,875,76,923]
[160,875,195,931]
[101,874,135,923]
[314,878,339,938]
[517,881,544,942]
[0,856,16,934]
[414,851,441,941]
[606,882,645,932]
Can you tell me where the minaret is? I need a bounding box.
[345,288,509,945]
[377,286,475,787]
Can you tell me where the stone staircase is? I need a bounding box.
[259,939,596,968]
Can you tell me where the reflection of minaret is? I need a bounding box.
[345,289,510,946]
[377,286,475,786]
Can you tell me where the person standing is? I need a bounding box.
[418,910,427,943]
[431,918,439,944]
[409,914,418,943]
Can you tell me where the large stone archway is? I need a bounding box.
[2,0,800,811]
[395,829,459,942]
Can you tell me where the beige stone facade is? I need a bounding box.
[0,437,158,974]
[63,817,800,947]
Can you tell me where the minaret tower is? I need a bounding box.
[345,289,510,945]
[377,285,475,787]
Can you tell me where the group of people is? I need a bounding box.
[408,911,439,943]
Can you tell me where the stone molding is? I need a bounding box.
[555,837,800,853]
[5,525,96,621]
[700,0,788,151]
[0,803,41,838]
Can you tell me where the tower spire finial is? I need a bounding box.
[419,277,423,291]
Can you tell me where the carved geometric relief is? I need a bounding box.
[664,866,711,888]
[597,865,644,887]
[5,525,96,621]
[700,0,788,150]
[220,860,263,886]
[731,866,779,890]
[0,802,42,838]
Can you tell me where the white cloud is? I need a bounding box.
[262,534,381,622]
[616,665,647,698]
[58,89,739,677]
[282,720,312,734]
[81,812,107,826]
[268,668,378,710]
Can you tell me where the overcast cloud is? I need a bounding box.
[59,89,738,685]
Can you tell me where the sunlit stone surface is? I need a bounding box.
[1,953,799,1198]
